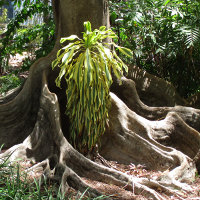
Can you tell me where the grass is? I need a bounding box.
[0,150,110,200]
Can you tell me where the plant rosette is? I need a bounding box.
[52,21,132,151]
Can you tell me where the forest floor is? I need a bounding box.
[87,158,200,200]
[0,54,200,199]
[1,152,199,200]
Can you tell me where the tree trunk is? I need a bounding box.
[0,0,200,199]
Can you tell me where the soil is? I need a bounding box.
[5,154,200,200]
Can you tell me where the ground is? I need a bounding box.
[1,146,199,199]
[82,158,200,200]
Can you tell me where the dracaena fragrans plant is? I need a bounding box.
[52,21,132,151]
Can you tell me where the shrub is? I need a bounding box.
[52,21,132,151]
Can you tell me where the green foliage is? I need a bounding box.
[0,8,7,23]
[0,0,10,7]
[178,26,200,48]
[109,0,200,97]
[0,73,22,96]
[52,21,132,151]
[0,8,7,36]
[0,1,55,74]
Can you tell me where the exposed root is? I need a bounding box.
[127,65,186,107]
[112,77,200,132]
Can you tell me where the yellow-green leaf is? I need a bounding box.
[60,35,80,43]
[85,48,93,87]
[73,53,84,87]
[115,44,133,58]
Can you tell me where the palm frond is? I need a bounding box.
[179,26,200,48]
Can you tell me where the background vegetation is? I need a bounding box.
[0,0,55,95]
[109,0,200,97]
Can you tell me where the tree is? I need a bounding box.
[0,0,200,199]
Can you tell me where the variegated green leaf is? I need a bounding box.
[113,66,122,81]
[60,35,80,43]
[85,48,93,87]
[100,83,104,104]
[62,51,71,65]
[114,44,133,58]
[52,59,59,69]
[89,86,92,106]
[81,76,86,109]
[84,21,92,33]
[99,26,106,31]
[104,64,112,85]
[73,53,84,87]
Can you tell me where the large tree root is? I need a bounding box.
[0,66,200,199]
[127,65,187,107]
[110,77,200,170]
[112,77,200,130]
[0,73,164,199]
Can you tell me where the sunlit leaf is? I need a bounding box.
[60,35,80,43]
[114,44,133,58]
[84,21,92,33]
[85,48,93,87]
